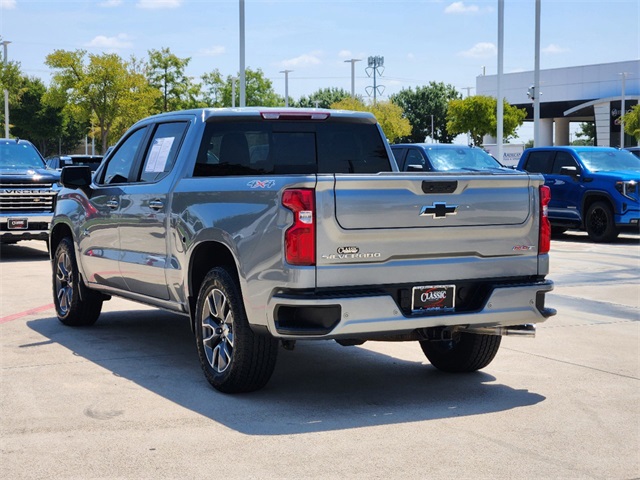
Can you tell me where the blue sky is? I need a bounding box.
[1,0,639,142]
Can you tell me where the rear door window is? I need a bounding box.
[523,150,555,174]
[139,122,188,183]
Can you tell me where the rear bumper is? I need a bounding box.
[0,213,52,242]
[266,280,555,339]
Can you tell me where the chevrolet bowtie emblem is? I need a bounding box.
[419,202,458,218]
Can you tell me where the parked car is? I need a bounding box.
[391,143,509,172]
[518,146,640,242]
[0,138,60,246]
[46,154,103,172]
[625,146,640,158]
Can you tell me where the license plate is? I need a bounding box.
[412,285,455,312]
[8,218,28,230]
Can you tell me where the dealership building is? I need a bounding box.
[476,60,639,147]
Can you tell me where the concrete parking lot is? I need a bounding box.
[1,234,639,479]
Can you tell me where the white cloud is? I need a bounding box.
[99,0,123,6]
[445,2,479,14]
[542,43,569,54]
[0,0,17,10]
[459,42,497,58]
[338,50,352,59]
[280,52,322,68]
[198,45,225,57]
[85,34,133,49]
[137,0,182,9]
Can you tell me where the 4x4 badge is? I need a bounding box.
[419,202,458,218]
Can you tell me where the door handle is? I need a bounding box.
[106,199,119,209]
[149,199,164,211]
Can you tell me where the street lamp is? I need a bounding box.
[280,70,293,107]
[2,40,11,138]
[344,59,361,98]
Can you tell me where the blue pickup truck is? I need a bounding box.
[518,146,640,242]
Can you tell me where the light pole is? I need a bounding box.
[344,59,361,98]
[239,0,246,107]
[2,40,11,138]
[533,0,541,146]
[280,70,292,107]
[620,72,628,148]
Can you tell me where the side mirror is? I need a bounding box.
[560,165,580,178]
[61,166,92,189]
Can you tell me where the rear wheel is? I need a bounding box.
[53,237,103,326]
[585,201,619,242]
[419,332,501,372]
[194,267,279,393]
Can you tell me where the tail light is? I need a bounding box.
[282,188,315,265]
[539,185,551,254]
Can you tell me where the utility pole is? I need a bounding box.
[463,87,474,145]
[2,40,11,138]
[365,56,385,104]
[239,0,246,107]
[344,58,361,98]
[231,77,237,107]
[280,70,293,107]
[496,0,504,164]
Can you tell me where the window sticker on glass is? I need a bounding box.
[145,137,175,172]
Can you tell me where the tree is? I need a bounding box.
[446,95,526,147]
[147,47,196,112]
[621,104,640,141]
[390,82,461,143]
[330,97,411,143]
[575,122,596,145]
[295,87,351,108]
[45,49,159,151]
[201,68,283,107]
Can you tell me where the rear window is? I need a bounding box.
[193,120,391,176]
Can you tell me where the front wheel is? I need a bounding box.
[419,332,501,372]
[53,237,103,326]
[585,201,619,242]
[194,267,279,393]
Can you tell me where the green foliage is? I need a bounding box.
[330,97,411,143]
[295,87,351,109]
[575,122,596,145]
[45,49,160,151]
[201,68,283,107]
[621,104,640,141]
[390,82,461,143]
[147,47,200,112]
[446,95,526,146]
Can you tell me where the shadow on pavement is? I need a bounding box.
[28,309,545,435]
[0,242,49,262]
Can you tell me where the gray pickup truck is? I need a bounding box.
[50,108,555,393]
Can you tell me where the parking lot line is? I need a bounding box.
[0,303,54,324]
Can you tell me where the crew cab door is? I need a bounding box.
[116,121,189,300]
[79,126,150,291]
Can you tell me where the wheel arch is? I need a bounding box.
[581,191,614,226]
[187,240,240,326]
[49,222,74,261]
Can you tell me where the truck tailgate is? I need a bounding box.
[315,173,543,288]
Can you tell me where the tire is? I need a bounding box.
[52,237,103,326]
[194,267,278,393]
[585,201,619,242]
[419,332,501,373]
